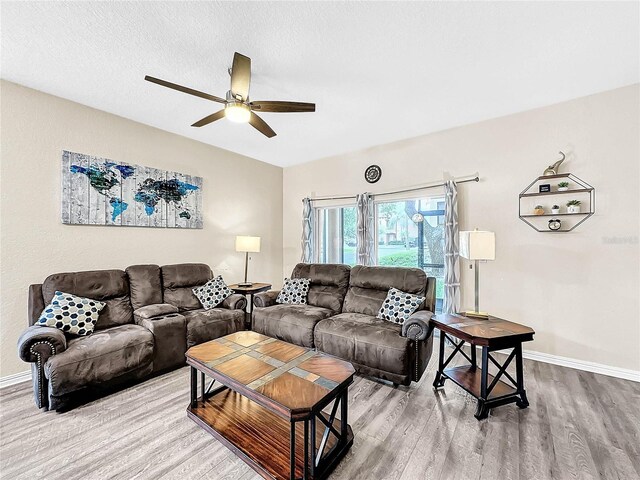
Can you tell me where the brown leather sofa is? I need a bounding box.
[254,263,435,386]
[17,263,246,411]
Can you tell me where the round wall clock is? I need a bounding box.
[364,165,382,184]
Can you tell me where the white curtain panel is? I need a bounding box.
[443,180,461,313]
[356,193,375,266]
[301,198,314,263]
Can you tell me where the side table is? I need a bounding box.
[430,313,535,420]
[228,282,272,330]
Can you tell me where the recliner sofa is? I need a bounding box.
[254,263,435,386]
[17,263,246,411]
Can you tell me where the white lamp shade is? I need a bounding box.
[235,236,261,253]
[459,230,495,260]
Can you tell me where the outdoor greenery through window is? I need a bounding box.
[316,206,357,266]
[376,197,445,312]
[315,197,445,312]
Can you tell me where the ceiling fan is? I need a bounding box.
[145,52,315,138]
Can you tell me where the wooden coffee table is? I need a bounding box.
[430,313,535,420]
[185,331,355,480]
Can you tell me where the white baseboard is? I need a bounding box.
[521,349,640,383]
[0,370,32,389]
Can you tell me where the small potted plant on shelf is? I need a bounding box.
[567,199,581,214]
[551,204,560,214]
[558,181,569,191]
[533,205,545,215]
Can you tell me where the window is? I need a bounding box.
[316,206,357,266]
[375,197,445,312]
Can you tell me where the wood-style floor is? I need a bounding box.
[1,350,639,480]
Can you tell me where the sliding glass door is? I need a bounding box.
[376,197,445,312]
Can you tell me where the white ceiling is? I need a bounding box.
[2,2,638,167]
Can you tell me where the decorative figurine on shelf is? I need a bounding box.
[548,219,562,231]
[567,200,581,214]
[543,151,566,176]
[551,205,560,214]
[533,205,545,215]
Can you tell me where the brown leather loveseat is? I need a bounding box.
[253,263,435,386]
[17,263,245,411]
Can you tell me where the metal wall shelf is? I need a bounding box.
[518,173,595,232]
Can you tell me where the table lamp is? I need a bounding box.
[235,236,261,287]
[459,230,495,318]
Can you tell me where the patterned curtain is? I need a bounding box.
[356,193,375,266]
[443,181,460,313]
[301,198,314,263]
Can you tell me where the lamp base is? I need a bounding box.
[238,282,253,287]
[463,310,490,319]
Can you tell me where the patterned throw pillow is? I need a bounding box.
[276,278,311,305]
[377,287,425,325]
[37,291,106,336]
[193,275,233,310]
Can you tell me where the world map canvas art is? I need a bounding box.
[61,151,203,228]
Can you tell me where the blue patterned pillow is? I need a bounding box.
[377,287,425,324]
[37,291,106,335]
[276,278,311,305]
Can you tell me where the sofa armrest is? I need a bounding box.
[253,290,280,308]
[401,310,434,341]
[220,294,247,310]
[134,303,179,321]
[18,326,67,363]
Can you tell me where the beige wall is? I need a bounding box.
[283,84,640,373]
[0,80,283,377]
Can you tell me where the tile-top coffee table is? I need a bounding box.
[186,331,355,480]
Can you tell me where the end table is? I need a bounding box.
[228,282,272,329]
[430,313,535,420]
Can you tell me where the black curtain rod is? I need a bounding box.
[307,176,480,202]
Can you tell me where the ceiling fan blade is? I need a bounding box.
[145,75,226,103]
[250,101,315,113]
[191,110,226,127]
[230,52,251,101]
[249,112,276,138]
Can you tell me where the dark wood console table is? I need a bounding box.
[430,313,535,420]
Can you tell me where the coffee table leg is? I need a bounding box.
[515,343,529,408]
[290,421,296,480]
[310,414,316,477]
[303,419,309,479]
[190,366,197,408]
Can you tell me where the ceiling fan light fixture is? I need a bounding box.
[225,102,251,123]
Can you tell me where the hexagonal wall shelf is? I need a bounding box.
[519,173,595,232]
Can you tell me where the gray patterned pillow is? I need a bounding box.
[37,291,106,336]
[377,287,425,324]
[193,275,233,310]
[276,278,311,305]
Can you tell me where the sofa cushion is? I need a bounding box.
[276,278,311,305]
[253,304,333,348]
[41,270,133,330]
[44,324,154,395]
[291,263,351,312]
[193,275,233,309]
[162,263,213,311]
[343,265,427,315]
[37,291,106,336]
[126,264,163,310]
[314,312,411,376]
[377,288,425,325]
[182,308,244,348]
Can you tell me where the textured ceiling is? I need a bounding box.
[2,1,638,167]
